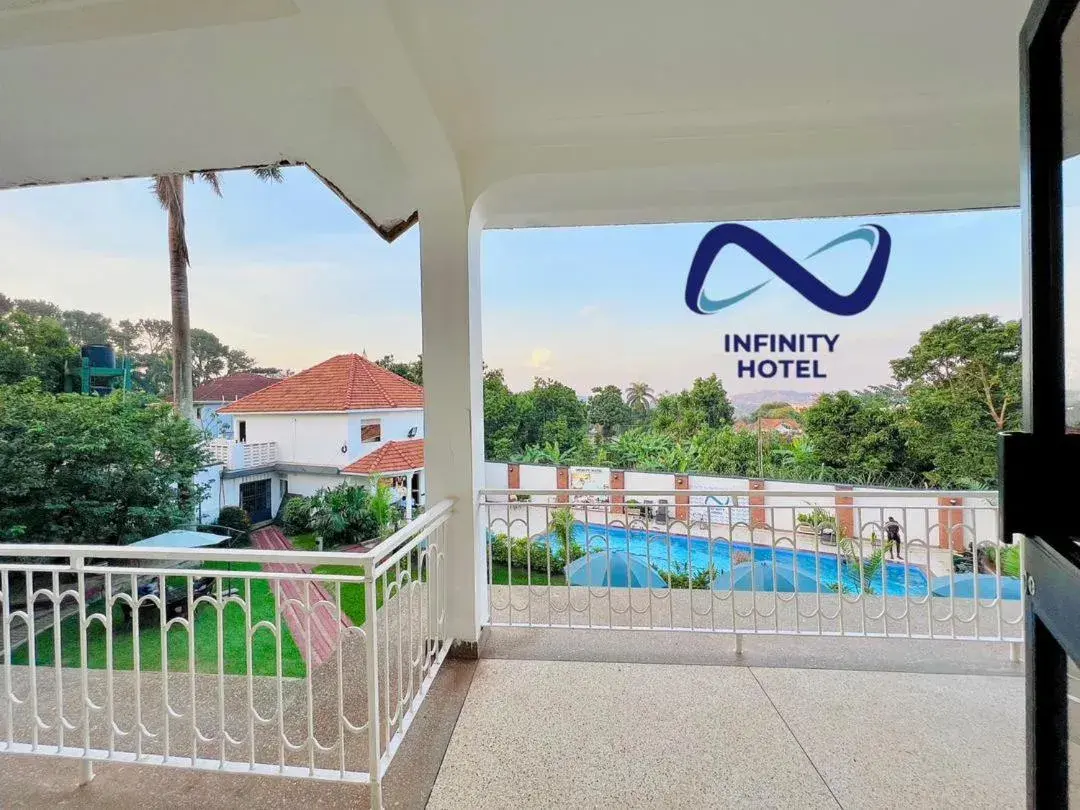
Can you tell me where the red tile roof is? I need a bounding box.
[219,354,423,414]
[342,439,425,475]
[194,373,278,403]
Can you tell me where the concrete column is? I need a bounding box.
[556,466,570,504]
[835,485,855,539]
[674,474,690,523]
[420,200,487,645]
[749,479,767,528]
[938,496,966,552]
[611,469,625,514]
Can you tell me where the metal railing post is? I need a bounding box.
[364,558,383,810]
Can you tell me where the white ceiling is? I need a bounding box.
[0,0,1031,236]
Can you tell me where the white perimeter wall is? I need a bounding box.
[486,463,999,542]
[282,472,348,497]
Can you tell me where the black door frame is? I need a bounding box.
[1016,1,1080,805]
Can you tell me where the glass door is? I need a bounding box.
[1015,0,1080,805]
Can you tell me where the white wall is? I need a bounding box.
[690,474,750,526]
[346,408,423,461]
[486,462,999,544]
[485,461,509,489]
[236,408,424,469]
[195,464,223,524]
[282,472,348,497]
[239,414,350,467]
[519,464,557,502]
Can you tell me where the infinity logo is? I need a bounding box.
[685,223,891,316]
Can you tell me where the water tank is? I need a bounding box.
[81,344,115,369]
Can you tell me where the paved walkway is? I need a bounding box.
[250,526,353,668]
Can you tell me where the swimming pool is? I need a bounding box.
[540,522,929,597]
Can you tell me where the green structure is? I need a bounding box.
[64,345,134,396]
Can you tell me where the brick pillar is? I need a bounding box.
[556,465,569,504]
[938,496,966,551]
[835,485,855,539]
[611,469,625,514]
[749,479,767,528]
[507,463,520,495]
[674,474,690,523]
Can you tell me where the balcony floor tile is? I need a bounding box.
[427,658,840,809]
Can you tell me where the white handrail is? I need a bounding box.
[479,488,997,501]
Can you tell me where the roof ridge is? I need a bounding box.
[343,354,361,410]
[362,355,396,408]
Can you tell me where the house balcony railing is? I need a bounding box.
[0,500,454,808]
[480,488,1021,645]
[207,439,278,470]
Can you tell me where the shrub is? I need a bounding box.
[488,531,581,575]
[309,483,381,547]
[282,496,312,535]
[216,506,251,537]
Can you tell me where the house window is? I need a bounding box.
[361,418,381,443]
[238,420,247,442]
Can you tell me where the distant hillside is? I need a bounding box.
[731,390,820,417]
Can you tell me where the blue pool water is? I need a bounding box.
[540,522,930,597]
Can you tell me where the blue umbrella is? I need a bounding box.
[930,573,1022,601]
[714,560,823,593]
[566,551,667,589]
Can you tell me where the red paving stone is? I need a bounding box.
[250,526,354,668]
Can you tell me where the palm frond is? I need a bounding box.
[197,171,223,196]
[151,174,189,267]
[253,164,284,183]
[151,175,174,210]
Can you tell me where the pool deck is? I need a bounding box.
[0,630,1039,808]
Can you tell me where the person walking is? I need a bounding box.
[884,516,903,560]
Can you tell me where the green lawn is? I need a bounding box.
[11,562,305,678]
[312,564,386,627]
[289,532,319,551]
[490,565,567,587]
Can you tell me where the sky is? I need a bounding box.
[0,165,1028,396]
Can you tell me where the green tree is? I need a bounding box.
[802,391,912,479]
[153,166,283,419]
[484,368,527,460]
[189,328,228,386]
[624,381,656,418]
[891,315,1021,431]
[225,347,255,375]
[890,315,1021,487]
[0,382,207,545]
[375,354,423,385]
[110,319,141,357]
[652,374,734,440]
[522,378,588,449]
[135,318,173,356]
[588,384,632,438]
[60,309,113,346]
[0,311,78,393]
[13,299,62,320]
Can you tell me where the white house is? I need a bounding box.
[206,354,426,523]
[193,372,278,438]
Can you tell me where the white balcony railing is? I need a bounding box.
[481,489,1021,645]
[207,439,278,470]
[0,500,453,808]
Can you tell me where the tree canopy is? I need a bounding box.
[0,382,207,545]
[483,313,1018,489]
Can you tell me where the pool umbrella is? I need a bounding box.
[930,573,1022,600]
[127,529,230,549]
[565,551,667,588]
[714,560,823,593]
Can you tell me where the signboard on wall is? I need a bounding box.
[689,494,750,526]
[570,466,610,503]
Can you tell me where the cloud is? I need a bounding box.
[578,304,601,317]
[529,348,553,369]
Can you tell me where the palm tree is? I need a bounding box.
[153,166,283,419]
[624,382,656,417]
